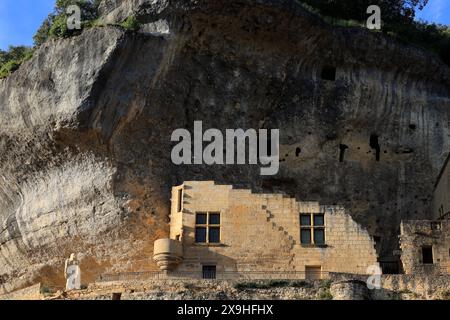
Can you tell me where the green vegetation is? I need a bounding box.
[0,46,35,79]
[291,280,312,288]
[234,280,285,290]
[33,0,102,46]
[318,288,333,300]
[1,0,142,79]
[297,0,450,66]
[40,286,51,295]
[2,0,449,80]
[319,278,333,289]
[120,16,140,31]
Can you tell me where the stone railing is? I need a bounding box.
[97,270,330,282]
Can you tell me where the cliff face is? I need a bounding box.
[1,0,450,292]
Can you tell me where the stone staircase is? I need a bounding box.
[261,195,297,270]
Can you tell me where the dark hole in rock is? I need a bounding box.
[326,133,337,140]
[409,124,416,130]
[295,147,301,157]
[112,293,122,300]
[339,144,348,162]
[401,148,414,154]
[369,134,380,161]
[321,65,336,81]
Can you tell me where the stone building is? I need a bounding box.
[432,153,450,220]
[400,220,450,274]
[153,181,379,279]
[399,155,450,275]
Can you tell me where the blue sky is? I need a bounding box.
[0,0,55,50]
[0,0,449,50]
[415,0,450,25]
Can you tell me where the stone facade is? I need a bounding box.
[432,154,450,220]
[330,280,370,300]
[154,181,379,278]
[0,283,42,300]
[399,220,450,275]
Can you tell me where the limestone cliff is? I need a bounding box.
[1,0,450,293]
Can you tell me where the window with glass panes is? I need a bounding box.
[195,212,221,244]
[300,213,325,245]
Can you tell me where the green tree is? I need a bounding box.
[33,14,55,47]
[0,46,34,78]
[300,0,429,23]
[33,0,101,47]
[0,49,8,65]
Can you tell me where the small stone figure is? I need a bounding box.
[64,253,81,291]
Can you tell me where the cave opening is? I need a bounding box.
[369,134,380,161]
[112,293,122,300]
[339,144,348,162]
[321,65,336,81]
[295,147,301,157]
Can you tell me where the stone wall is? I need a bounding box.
[50,276,450,300]
[330,280,369,300]
[0,283,42,300]
[433,155,450,220]
[168,181,379,275]
[400,220,450,274]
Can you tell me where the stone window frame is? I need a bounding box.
[176,188,183,213]
[300,213,326,246]
[421,245,434,264]
[194,212,221,245]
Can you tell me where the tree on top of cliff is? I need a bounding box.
[300,0,449,66]
[0,46,34,79]
[33,0,102,47]
[300,0,429,23]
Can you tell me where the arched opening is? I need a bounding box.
[339,144,348,162]
[369,134,380,161]
[321,65,336,81]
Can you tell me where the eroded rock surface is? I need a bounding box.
[1,0,450,292]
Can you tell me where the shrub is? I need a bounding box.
[291,280,312,288]
[297,0,450,67]
[120,16,140,31]
[318,289,333,300]
[0,46,35,79]
[268,280,290,287]
[234,280,292,290]
[319,279,333,289]
[33,0,102,46]
[234,281,269,290]
[40,286,51,295]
